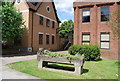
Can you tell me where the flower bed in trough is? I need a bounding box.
[37,48,85,75]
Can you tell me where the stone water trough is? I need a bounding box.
[37,48,85,75]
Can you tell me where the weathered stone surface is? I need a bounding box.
[37,48,84,75]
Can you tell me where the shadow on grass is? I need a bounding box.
[85,58,103,62]
[47,64,89,74]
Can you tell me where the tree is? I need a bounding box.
[1,2,26,45]
[59,20,74,38]
[107,11,120,39]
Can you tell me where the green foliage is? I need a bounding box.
[45,52,84,60]
[68,44,81,55]
[1,2,26,41]
[59,20,74,38]
[68,44,101,61]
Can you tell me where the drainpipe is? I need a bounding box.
[31,10,34,52]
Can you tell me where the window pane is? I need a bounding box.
[46,19,50,27]
[39,34,43,44]
[52,36,54,44]
[101,8,110,21]
[30,2,38,6]
[52,21,55,28]
[82,9,90,22]
[17,0,20,3]
[46,35,49,44]
[82,42,90,45]
[101,42,110,49]
[83,35,90,41]
[40,16,43,25]
[101,34,110,41]
[82,33,90,44]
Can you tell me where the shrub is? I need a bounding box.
[68,44,81,55]
[68,44,101,61]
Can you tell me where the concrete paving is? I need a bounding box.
[0,55,39,80]
[0,51,68,80]
[1,66,39,79]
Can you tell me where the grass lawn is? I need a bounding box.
[7,59,119,80]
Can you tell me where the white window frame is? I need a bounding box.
[100,33,110,49]
[39,33,43,45]
[82,33,90,45]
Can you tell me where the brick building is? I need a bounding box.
[73,2,120,59]
[13,0,61,52]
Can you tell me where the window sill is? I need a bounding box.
[100,48,110,50]
[82,22,91,24]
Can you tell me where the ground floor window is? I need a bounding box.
[39,34,43,44]
[82,33,90,45]
[100,32,110,49]
[46,34,49,44]
[52,35,55,44]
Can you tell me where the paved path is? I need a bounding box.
[0,51,68,80]
[1,55,39,80]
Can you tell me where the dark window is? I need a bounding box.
[46,6,50,12]
[39,34,43,44]
[52,21,55,28]
[100,33,110,49]
[82,9,90,23]
[52,35,55,44]
[101,8,110,21]
[82,33,90,45]
[30,2,38,6]
[46,35,49,44]
[39,16,43,25]
[46,19,50,27]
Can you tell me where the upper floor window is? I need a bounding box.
[82,33,90,45]
[31,2,38,6]
[39,16,43,25]
[52,21,55,28]
[101,8,110,21]
[46,6,51,13]
[82,9,90,23]
[46,19,50,27]
[17,0,20,3]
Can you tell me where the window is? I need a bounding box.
[82,9,90,23]
[52,21,55,28]
[30,2,38,6]
[46,19,50,27]
[82,33,90,45]
[52,35,55,44]
[39,34,43,44]
[17,0,20,3]
[39,16,43,25]
[101,8,110,21]
[100,33,110,49]
[46,34,49,44]
[46,6,50,13]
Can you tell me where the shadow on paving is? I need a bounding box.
[2,52,36,57]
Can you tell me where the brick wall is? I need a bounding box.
[74,2,119,60]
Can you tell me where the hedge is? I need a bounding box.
[68,44,101,61]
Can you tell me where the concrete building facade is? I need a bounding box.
[73,2,120,59]
[14,0,61,52]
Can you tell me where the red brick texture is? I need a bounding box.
[74,2,120,60]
